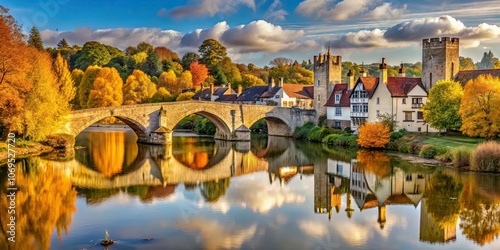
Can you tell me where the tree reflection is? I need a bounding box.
[88,132,125,177]
[459,176,500,246]
[425,172,463,228]
[356,150,392,177]
[173,137,215,169]
[200,178,230,203]
[0,158,77,250]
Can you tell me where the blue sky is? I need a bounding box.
[4,0,500,67]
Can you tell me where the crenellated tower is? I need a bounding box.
[313,49,342,117]
[422,37,459,91]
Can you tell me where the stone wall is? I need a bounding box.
[422,37,459,91]
[313,53,342,117]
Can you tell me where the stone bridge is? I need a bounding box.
[58,101,316,144]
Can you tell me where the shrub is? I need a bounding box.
[328,134,358,148]
[318,114,327,126]
[471,141,500,172]
[357,122,391,148]
[307,126,322,142]
[293,122,315,140]
[450,147,472,168]
[43,134,75,149]
[322,134,339,144]
[344,127,352,134]
[390,129,406,141]
[419,144,447,159]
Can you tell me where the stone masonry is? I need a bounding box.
[422,37,459,91]
[313,50,342,117]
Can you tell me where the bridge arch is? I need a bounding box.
[247,113,294,137]
[72,112,148,139]
[169,108,232,136]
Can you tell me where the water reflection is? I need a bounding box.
[2,131,500,249]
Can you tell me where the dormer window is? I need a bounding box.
[335,94,341,104]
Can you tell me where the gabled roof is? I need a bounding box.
[192,88,211,100]
[353,77,379,98]
[216,94,238,102]
[386,77,425,97]
[325,84,350,107]
[455,69,500,86]
[303,86,314,97]
[281,84,314,99]
[213,87,232,96]
[236,86,268,102]
[261,86,281,98]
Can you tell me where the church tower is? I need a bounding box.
[313,48,342,117]
[422,37,459,91]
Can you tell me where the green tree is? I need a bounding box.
[200,178,230,203]
[220,56,242,84]
[181,51,200,70]
[199,39,226,71]
[162,60,183,76]
[78,65,101,109]
[425,172,463,228]
[476,50,499,69]
[71,41,123,71]
[70,69,84,109]
[87,67,123,108]
[212,65,228,85]
[27,26,43,50]
[460,56,476,70]
[136,42,154,53]
[57,38,70,50]
[123,69,156,105]
[139,49,162,76]
[423,79,463,131]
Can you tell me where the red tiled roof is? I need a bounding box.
[455,69,500,86]
[325,84,350,107]
[356,77,379,98]
[303,86,314,98]
[282,84,314,99]
[386,77,425,97]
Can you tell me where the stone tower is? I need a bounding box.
[313,49,342,117]
[422,37,459,91]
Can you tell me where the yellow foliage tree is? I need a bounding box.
[123,69,157,105]
[152,87,171,102]
[357,122,391,148]
[132,51,148,64]
[53,53,75,108]
[459,74,500,138]
[158,70,179,94]
[87,67,123,108]
[78,65,101,109]
[176,92,195,101]
[179,70,193,91]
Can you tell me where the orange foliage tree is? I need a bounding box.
[459,74,500,138]
[357,122,391,148]
[190,61,209,90]
[154,46,179,62]
[356,150,391,177]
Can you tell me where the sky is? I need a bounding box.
[3,0,500,67]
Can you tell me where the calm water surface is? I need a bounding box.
[1,129,500,250]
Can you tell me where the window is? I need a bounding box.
[317,80,320,86]
[402,98,406,104]
[335,94,341,103]
[335,121,341,128]
[417,111,423,120]
[430,73,433,89]
[376,110,380,117]
[376,97,380,104]
[337,164,343,173]
[317,94,320,101]
[406,175,413,182]
[335,108,342,116]
[404,111,413,121]
[362,104,368,113]
[288,101,293,107]
[352,105,359,112]
[282,102,287,107]
[275,95,280,98]
[418,127,421,132]
[412,98,423,104]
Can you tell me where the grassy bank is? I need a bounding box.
[0,139,54,164]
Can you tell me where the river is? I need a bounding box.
[1,129,499,250]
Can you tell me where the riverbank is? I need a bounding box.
[0,141,54,165]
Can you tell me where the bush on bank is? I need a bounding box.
[471,141,500,172]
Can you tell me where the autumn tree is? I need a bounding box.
[459,74,500,138]
[27,26,43,50]
[199,39,227,71]
[270,57,293,67]
[190,61,208,90]
[87,67,123,108]
[162,60,183,76]
[78,65,101,109]
[53,53,76,106]
[357,122,391,148]
[178,70,193,90]
[132,52,148,64]
[181,51,200,70]
[70,69,84,108]
[241,73,265,88]
[23,48,70,141]
[158,70,179,94]
[460,56,476,70]
[152,87,171,102]
[176,92,195,101]
[155,46,179,62]
[425,172,463,228]
[423,79,463,131]
[123,69,157,105]
[356,150,391,177]
[221,56,242,84]
[136,42,154,53]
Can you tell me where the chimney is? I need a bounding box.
[237,84,242,96]
[210,84,214,95]
[278,77,284,87]
[227,82,231,94]
[379,58,388,84]
[347,69,355,90]
[360,63,367,77]
[399,63,406,77]
[268,77,275,89]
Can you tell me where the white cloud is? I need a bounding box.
[327,15,500,49]
[168,0,257,19]
[295,0,405,21]
[180,21,230,47]
[364,3,407,20]
[40,27,183,49]
[263,0,288,21]
[298,220,329,238]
